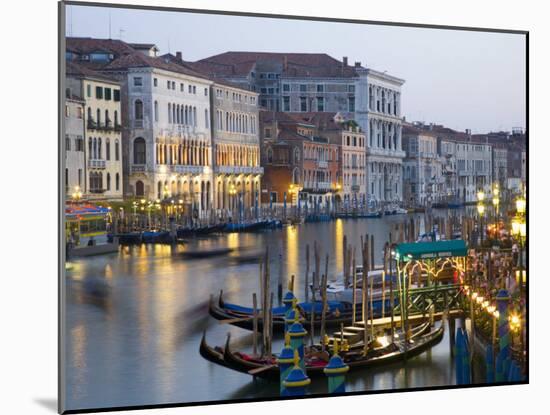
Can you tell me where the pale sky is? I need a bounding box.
[66,4,526,134]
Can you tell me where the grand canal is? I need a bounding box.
[64,212,484,411]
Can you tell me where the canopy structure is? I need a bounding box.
[65,203,110,221]
[394,240,468,261]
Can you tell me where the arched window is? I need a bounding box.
[168,103,172,123]
[106,138,111,160]
[106,173,111,190]
[114,110,118,127]
[88,137,92,159]
[205,109,209,129]
[292,167,300,184]
[87,107,92,121]
[154,101,158,122]
[96,108,101,126]
[115,139,120,161]
[134,137,146,164]
[93,137,97,159]
[135,99,143,120]
[293,147,301,164]
[267,147,273,163]
[116,173,120,191]
[135,180,144,196]
[193,107,197,127]
[98,138,102,159]
[157,181,162,199]
[105,109,110,126]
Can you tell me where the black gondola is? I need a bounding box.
[200,322,443,380]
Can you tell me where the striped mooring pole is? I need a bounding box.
[323,341,349,394]
[495,289,510,382]
[277,332,295,396]
[288,315,308,371]
[283,350,311,396]
[284,304,301,334]
[486,344,495,383]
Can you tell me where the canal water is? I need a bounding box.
[64,212,484,411]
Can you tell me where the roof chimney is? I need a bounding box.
[343,56,348,67]
[354,61,361,67]
[465,128,471,135]
[283,56,288,71]
[175,51,182,61]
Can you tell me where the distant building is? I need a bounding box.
[66,61,123,201]
[64,90,85,198]
[402,124,443,206]
[195,52,405,203]
[259,112,339,209]
[286,112,367,207]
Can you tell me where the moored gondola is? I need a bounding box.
[200,322,443,380]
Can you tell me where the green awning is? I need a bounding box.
[394,240,468,261]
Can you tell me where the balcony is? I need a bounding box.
[156,165,211,175]
[114,123,122,132]
[316,160,328,169]
[87,119,97,130]
[216,165,264,175]
[351,184,361,192]
[134,120,144,128]
[131,164,146,173]
[88,159,106,169]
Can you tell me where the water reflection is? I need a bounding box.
[65,213,469,411]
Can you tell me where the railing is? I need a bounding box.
[114,123,122,132]
[351,184,360,192]
[87,119,97,130]
[216,165,264,175]
[316,160,328,169]
[88,159,106,169]
[134,120,144,128]
[131,164,146,173]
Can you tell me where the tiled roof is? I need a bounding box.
[197,51,361,78]
[66,37,136,56]
[65,61,119,83]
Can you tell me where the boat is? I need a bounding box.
[108,232,142,244]
[200,322,443,380]
[141,230,172,244]
[208,291,394,333]
[336,210,382,219]
[176,223,225,238]
[180,247,234,259]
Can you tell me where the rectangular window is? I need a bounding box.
[193,86,196,94]
[348,85,355,93]
[268,88,274,94]
[76,107,83,119]
[348,96,355,112]
[265,128,272,138]
[283,96,290,111]
[86,84,91,97]
[104,88,112,100]
[300,97,307,111]
[65,135,71,150]
[154,78,158,87]
[113,89,120,101]
[300,84,307,92]
[204,88,208,96]
[78,169,82,186]
[133,77,142,86]
[188,85,192,93]
[283,84,290,92]
[317,97,324,112]
[65,105,69,118]
[180,83,184,92]
[172,81,176,90]
[167,80,171,89]
[260,88,267,94]
[95,86,103,99]
[317,84,324,93]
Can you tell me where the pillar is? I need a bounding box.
[288,315,307,371]
[495,289,510,382]
[277,333,295,396]
[323,342,349,393]
[282,350,311,396]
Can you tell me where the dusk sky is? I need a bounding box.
[66,4,526,134]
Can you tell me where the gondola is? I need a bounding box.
[107,232,142,244]
[141,230,172,244]
[200,321,443,380]
[208,291,394,333]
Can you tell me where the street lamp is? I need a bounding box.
[72,185,83,202]
[516,196,526,215]
[477,199,485,246]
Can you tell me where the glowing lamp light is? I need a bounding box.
[477,203,485,216]
[477,190,485,202]
[516,197,526,215]
[515,270,527,284]
[493,184,499,197]
[476,296,484,305]
[482,300,489,309]
[487,305,496,314]
[511,218,521,236]
[492,197,499,207]
[471,292,478,300]
[493,310,500,319]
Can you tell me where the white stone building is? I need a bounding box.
[64,95,85,197]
